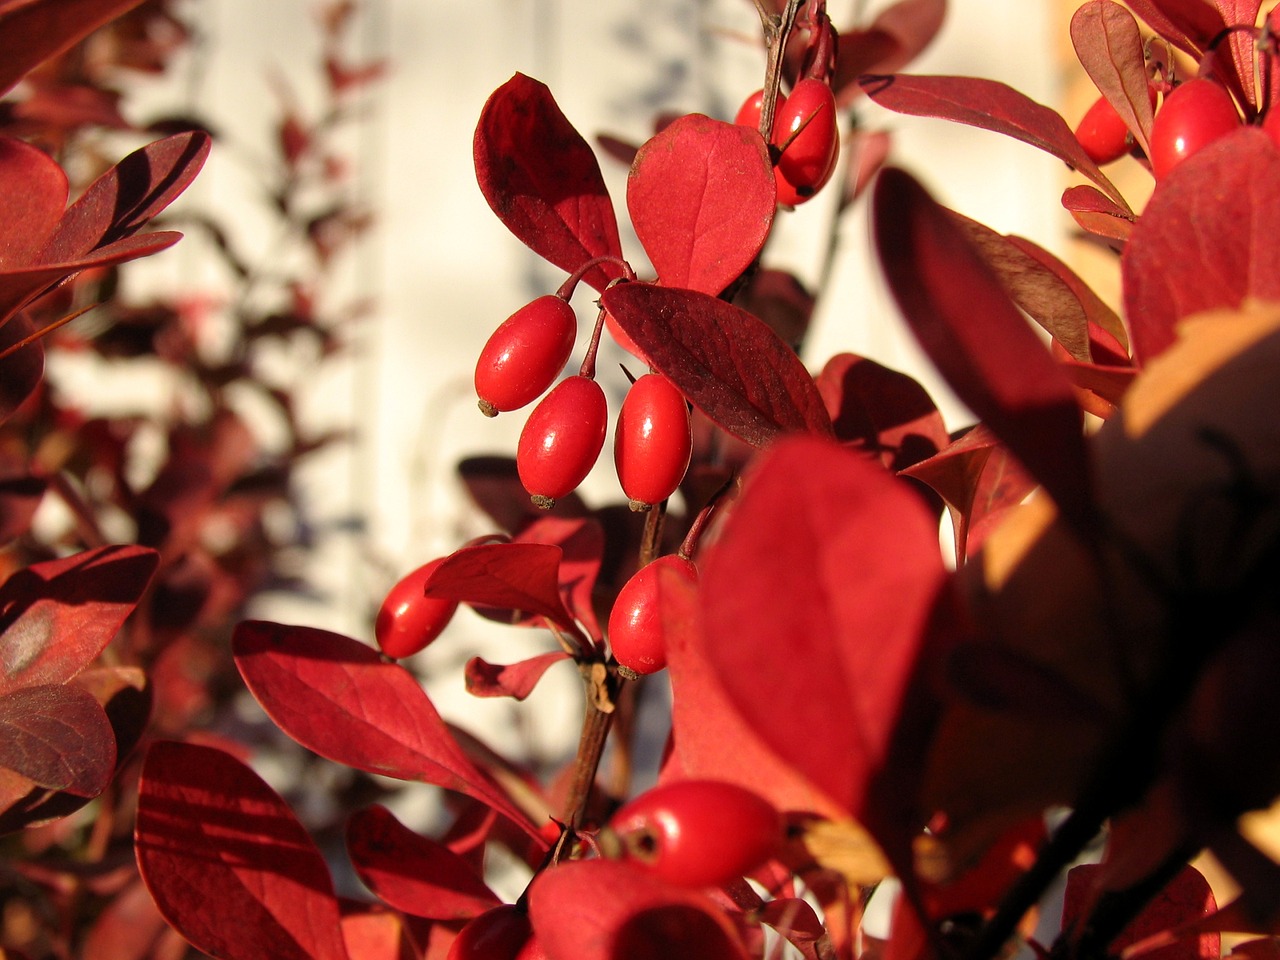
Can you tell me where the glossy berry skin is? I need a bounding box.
[447,905,545,960]
[608,553,697,677]
[516,375,608,509]
[1149,78,1239,179]
[606,780,781,889]
[773,78,839,203]
[614,373,692,511]
[375,557,458,659]
[1075,88,1158,164]
[733,87,785,134]
[475,295,577,417]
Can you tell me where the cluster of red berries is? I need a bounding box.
[1075,70,1273,178]
[473,286,693,513]
[736,76,841,206]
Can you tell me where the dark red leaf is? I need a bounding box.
[627,114,775,295]
[424,542,577,634]
[232,621,546,844]
[901,425,1000,564]
[872,167,1092,529]
[464,652,571,701]
[859,74,1131,212]
[601,283,832,447]
[833,0,947,102]
[346,804,500,922]
[814,352,948,472]
[0,544,159,695]
[1124,0,1224,56]
[0,474,45,542]
[1059,356,1137,408]
[514,515,605,640]
[698,436,947,852]
[39,131,211,262]
[528,860,749,960]
[0,683,114,795]
[1063,863,1218,960]
[0,0,148,97]
[135,741,351,960]
[0,137,68,265]
[1214,0,1265,112]
[0,313,43,425]
[1062,183,1135,241]
[1121,129,1280,364]
[456,455,587,535]
[473,73,623,292]
[1071,2,1156,158]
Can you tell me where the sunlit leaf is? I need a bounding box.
[0,684,114,795]
[1071,2,1155,157]
[464,652,572,700]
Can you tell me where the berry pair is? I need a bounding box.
[736,79,840,205]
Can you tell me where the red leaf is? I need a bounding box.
[473,73,623,292]
[424,542,577,634]
[1071,2,1156,158]
[40,131,211,263]
[528,860,749,960]
[0,683,114,795]
[833,0,947,101]
[0,475,46,542]
[514,515,605,640]
[346,804,500,922]
[1121,129,1280,364]
[698,437,947,852]
[859,74,1131,213]
[0,313,43,425]
[1062,183,1135,241]
[1122,0,1224,57]
[0,0,148,97]
[814,352,948,472]
[627,114,775,295]
[135,741,351,960]
[1063,863,1219,960]
[465,652,571,700]
[872,167,1092,529]
[1214,0,1265,112]
[232,620,546,844]
[601,283,832,447]
[0,544,159,695]
[0,137,68,266]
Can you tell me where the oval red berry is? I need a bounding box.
[447,904,545,960]
[1149,78,1239,179]
[375,557,459,659]
[606,780,781,888]
[516,375,608,509]
[734,87,785,135]
[608,553,697,677]
[614,373,692,511]
[474,295,577,416]
[773,78,839,200]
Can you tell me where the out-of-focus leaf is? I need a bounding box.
[698,436,949,863]
[1123,0,1223,57]
[627,114,774,295]
[528,859,750,960]
[346,804,500,922]
[1121,129,1280,364]
[464,652,571,701]
[814,352,948,472]
[473,73,623,292]
[873,167,1092,529]
[0,0,148,96]
[1071,2,1155,157]
[232,621,547,844]
[602,283,832,447]
[860,74,1131,212]
[1063,184,1135,241]
[0,544,159,695]
[135,741,351,960]
[0,137,68,265]
[0,313,43,424]
[833,0,947,103]
[0,474,46,541]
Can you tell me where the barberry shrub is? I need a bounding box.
[104,0,1280,959]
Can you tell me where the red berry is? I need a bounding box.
[605,780,781,888]
[608,553,697,677]
[1149,78,1239,179]
[733,87,785,134]
[773,78,839,203]
[1263,105,1280,151]
[614,373,692,511]
[447,904,545,960]
[475,295,577,417]
[1075,88,1155,165]
[516,375,608,509]
[375,557,458,659]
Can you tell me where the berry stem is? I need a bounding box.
[755,0,806,141]
[559,662,619,835]
[556,256,636,302]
